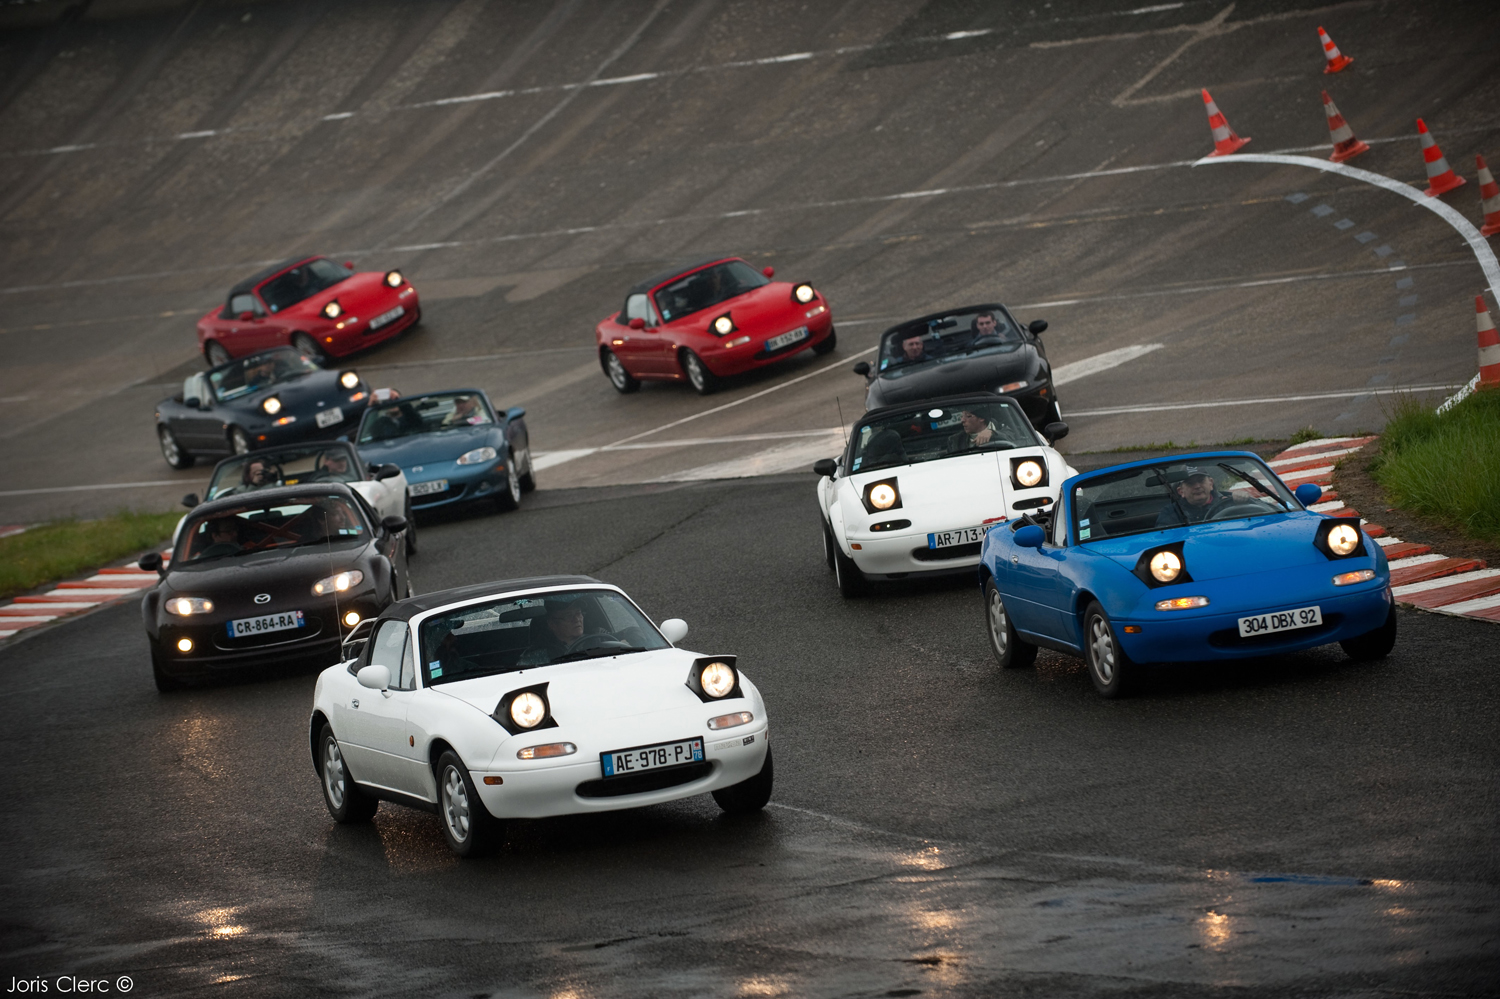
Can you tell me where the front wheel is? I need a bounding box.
[403,498,418,557]
[682,349,720,395]
[833,544,866,598]
[518,447,536,493]
[1340,605,1397,661]
[985,579,1037,669]
[812,326,837,355]
[158,425,193,470]
[291,331,326,363]
[204,340,232,367]
[229,426,251,455]
[319,724,379,823]
[603,348,640,394]
[1082,600,1132,698]
[437,751,503,857]
[494,460,522,512]
[712,745,773,814]
[821,521,836,572]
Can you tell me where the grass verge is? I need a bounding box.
[0,511,179,601]
[1371,389,1500,543]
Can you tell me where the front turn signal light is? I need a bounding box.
[1333,569,1376,586]
[708,711,754,731]
[517,742,576,760]
[1155,596,1209,611]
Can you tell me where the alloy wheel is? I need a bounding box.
[158,427,180,465]
[988,588,1010,658]
[441,765,471,843]
[1089,615,1115,684]
[205,341,231,367]
[685,353,706,391]
[231,428,251,454]
[607,352,628,389]
[323,739,347,809]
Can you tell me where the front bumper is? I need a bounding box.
[152,593,381,676]
[406,460,510,510]
[246,404,368,450]
[322,296,421,358]
[703,309,834,376]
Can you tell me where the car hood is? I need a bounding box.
[839,451,1010,527]
[229,372,364,416]
[290,271,399,320]
[357,425,501,468]
[868,349,1035,408]
[432,647,713,719]
[161,542,372,612]
[681,282,817,336]
[1085,511,1353,581]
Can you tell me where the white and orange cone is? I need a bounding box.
[1478,296,1500,389]
[1318,26,1353,73]
[1477,155,1500,238]
[1322,91,1368,163]
[1416,119,1465,197]
[1202,89,1250,157]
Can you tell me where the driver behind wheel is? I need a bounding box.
[1156,466,1232,526]
[949,408,1001,450]
[518,599,592,665]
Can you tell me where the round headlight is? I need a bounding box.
[700,661,736,698]
[262,396,282,415]
[713,315,734,335]
[794,283,816,304]
[384,270,403,288]
[869,483,897,510]
[1149,550,1182,583]
[343,610,361,627]
[1015,460,1043,487]
[1327,523,1360,556]
[510,692,546,729]
[176,637,194,653]
[322,299,343,319]
[339,370,359,389]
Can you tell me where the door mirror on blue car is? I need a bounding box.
[1295,483,1323,506]
[1014,524,1046,548]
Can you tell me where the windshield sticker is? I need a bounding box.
[1079,527,1092,539]
[337,527,363,535]
[851,458,862,470]
[1080,518,1090,526]
[428,662,443,677]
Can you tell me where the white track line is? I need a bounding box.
[0,479,205,499]
[1052,344,1162,385]
[1068,384,1461,418]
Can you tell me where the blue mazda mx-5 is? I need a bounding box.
[978,451,1396,697]
[354,389,534,516]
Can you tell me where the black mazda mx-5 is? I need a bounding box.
[155,347,372,468]
[853,304,1059,429]
[139,483,409,691]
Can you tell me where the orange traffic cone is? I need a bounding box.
[1416,119,1466,196]
[1479,296,1500,389]
[1478,155,1500,238]
[1318,27,1353,73]
[1202,89,1250,157]
[1322,91,1368,163]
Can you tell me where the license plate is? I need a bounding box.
[1238,605,1322,638]
[227,610,305,638]
[928,524,990,549]
[315,406,343,428]
[369,305,405,330]
[765,326,809,352]
[601,736,704,778]
[408,478,448,497]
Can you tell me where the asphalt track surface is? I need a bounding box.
[1,1,1498,995]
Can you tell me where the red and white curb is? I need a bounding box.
[1270,437,1498,625]
[0,553,168,641]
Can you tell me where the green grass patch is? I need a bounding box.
[1289,426,1323,445]
[1372,389,1500,543]
[0,511,180,600]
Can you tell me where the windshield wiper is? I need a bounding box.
[550,645,648,664]
[1218,463,1289,508]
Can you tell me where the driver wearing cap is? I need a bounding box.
[1156,466,1232,526]
[518,599,590,665]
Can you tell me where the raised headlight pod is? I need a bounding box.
[262,396,282,415]
[1132,542,1193,589]
[517,742,576,760]
[712,313,736,336]
[685,656,741,702]
[312,569,364,596]
[166,597,214,616]
[1011,457,1046,489]
[1155,596,1209,611]
[1149,550,1182,583]
[322,299,343,319]
[510,692,546,728]
[339,370,360,390]
[1333,568,1376,586]
[861,478,902,514]
[384,270,404,288]
[707,710,754,731]
[1327,524,1360,556]
[456,446,498,465]
[1314,517,1367,560]
[792,283,816,304]
[492,683,557,735]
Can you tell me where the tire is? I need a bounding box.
[603,348,640,394]
[158,425,194,470]
[1082,600,1132,698]
[821,521,836,572]
[318,724,379,823]
[291,331,326,363]
[681,349,720,395]
[403,498,418,557]
[151,648,186,692]
[204,340,232,367]
[1340,605,1398,662]
[436,750,502,857]
[518,447,536,493]
[494,459,522,512]
[985,578,1037,669]
[812,326,837,355]
[833,544,866,598]
[712,745,773,814]
[229,426,251,455]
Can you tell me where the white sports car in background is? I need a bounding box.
[814,393,1074,596]
[309,576,773,856]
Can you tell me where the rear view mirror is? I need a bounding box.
[762,266,775,278]
[181,493,200,509]
[852,361,871,377]
[374,464,401,480]
[357,664,390,691]
[1028,319,1048,335]
[812,458,837,477]
[138,551,163,573]
[1295,483,1323,506]
[628,317,645,330]
[1043,422,1069,443]
[1014,524,1045,548]
[659,618,689,644]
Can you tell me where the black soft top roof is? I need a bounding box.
[881,303,1012,340]
[383,575,606,620]
[860,391,1030,424]
[228,256,322,299]
[626,256,737,296]
[184,481,360,519]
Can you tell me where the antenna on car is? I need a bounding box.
[834,396,849,449]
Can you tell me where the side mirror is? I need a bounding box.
[1043,421,1069,443]
[374,464,401,480]
[1295,483,1323,506]
[506,406,526,420]
[812,458,837,477]
[138,551,163,573]
[181,493,200,509]
[659,618,689,644]
[1014,524,1045,548]
[357,664,390,691]
[381,515,408,534]
[628,317,646,330]
[852,361,871,377]
[183,397,201,409]
[1028,319,1048,336]
[344,261,355,271]
[762,266,775,278]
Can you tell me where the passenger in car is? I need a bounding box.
[1156,467,1232,526]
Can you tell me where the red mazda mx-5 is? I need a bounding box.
[196,256,420,366]
[594,256,836,395]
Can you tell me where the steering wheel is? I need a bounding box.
[564,632,630,654]
[1208,501,1272,521]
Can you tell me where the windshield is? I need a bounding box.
[358,392,493,443]
[418,588,672,685]
[653,260,768,323]
[849,400,1039,473]
[177,495,368,564]
[259,258,350,313]
[878,308,1023,376]
[210,348,321,402]
[207,445,361,500]
[1071,457,1298,543]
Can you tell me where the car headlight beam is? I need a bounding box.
[1014,459,1044,488]
[700,661,736,698]
[262,396,282,415]
[339,370,360,389]
[166,597,214,616]
[456,446,498,465]
[322,299,343,319]
[312,570,364,596]
[1132,543,1193,588]
[862,478,902,513]
[510,691,547,729]
[1149,550,1182,583]
[1327,523,1360,557]
[712,314,736,336]
[792,283,816,304]
[384,270,404,288]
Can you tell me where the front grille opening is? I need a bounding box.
[912,541,983,561]
[575,762,712,799]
